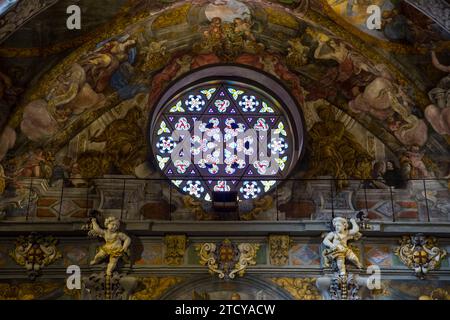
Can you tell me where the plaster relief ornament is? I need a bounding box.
[82,272,139,300]
[87,217,131,276]
[9,233,62,280]
[394,234,447,279]
[164,235,187,266]
[269,235,291,266]
[322,217,363,276]
[425,51,450,139]
[196,239,260,279]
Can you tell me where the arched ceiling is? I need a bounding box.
[0,0,449,178]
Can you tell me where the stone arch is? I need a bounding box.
[160,275,294,300]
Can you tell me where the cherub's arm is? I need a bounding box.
[348,218,360,236]
[91,218,105,236]
[431,51,450,73]
[322,232,335,249]
[119,232,131,251]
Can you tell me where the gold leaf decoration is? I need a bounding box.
[131,277,183,300]
[271,278,321,300]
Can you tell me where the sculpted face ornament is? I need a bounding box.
[196,239,260,279]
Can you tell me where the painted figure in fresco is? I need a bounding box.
[89,216,131,276]
[47,63,104,117]
[149,53,220,106]
[140,40,168,72]
[195,16,263,59]
[236,52,304,105]
[20,36,136,143]
[14,148,53,179]
[174,55,193,79]
[310,33,374,99]
[425,51,450,138]
[196,17,224,54]
[75,106,147,179]
[386,114,428,148]
[20,99,59,142]
[350,75,428,147]
[21,63,104,142]
[365,161,389,189]
[286,38,310,68]
[383,160,405,188]
[323,217,363,276]
[49,156,85,187]
[305,104,373,188]
[233,17,255,42]
[400,146,433,179]
[367,160,407,189]
[80,37,136,93]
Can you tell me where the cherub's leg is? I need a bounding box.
[106,257,119,276]
[90,250,108,265]
[336,257,346,276]
[346,250,363,269]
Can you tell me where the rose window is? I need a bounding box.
[150,66,305,202]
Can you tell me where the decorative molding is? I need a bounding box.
[82,272,138,300]
[329,274,360,300]
[394,234,447,278]
[196,239,260,279]
[268,235,291,266]
[164,234,187,266]
[271,277,321,300]
[9,233,62,279]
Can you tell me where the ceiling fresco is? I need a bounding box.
[0,0,449,192]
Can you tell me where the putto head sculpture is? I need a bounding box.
[104,216,120,232]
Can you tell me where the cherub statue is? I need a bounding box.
[89,216,131,276]
[322,217,363,276]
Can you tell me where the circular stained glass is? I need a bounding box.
[150,66,305,202]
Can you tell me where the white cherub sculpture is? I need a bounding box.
[322,217,363,276]
[89,216,131,276]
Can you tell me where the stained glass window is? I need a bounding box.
[151,80,301,201]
